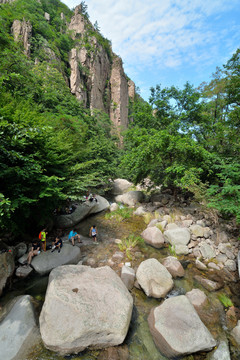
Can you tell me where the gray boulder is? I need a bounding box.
[0,295,40,360]
[54,195,109,228]
[148,295,216,357]
[115,191,144,206]
[18,244,81,275]
[199,242,216,259]
[136,258,173,298]
[164,227,190,247]
[111,178,133,195]
[40,265,133,355]
[190,224,204,237]
[141,226,165,249]
[0,252,15,296]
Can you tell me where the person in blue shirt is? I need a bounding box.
[68,228,81,246]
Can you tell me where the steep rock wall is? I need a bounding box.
[68,5,134,129]
[69,39,111,111]
[11,19,32,57]
[110,56,129,131]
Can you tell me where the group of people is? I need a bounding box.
[25,225,98,266]
[83,192,98,203]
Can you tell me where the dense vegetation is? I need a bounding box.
[0,0,239,237]
[120,50,240,223]
[0,0,118,235]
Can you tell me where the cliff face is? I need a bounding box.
[6,1,135,130]
[67,5,134,130]
[11,19,32,57]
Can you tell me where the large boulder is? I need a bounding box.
[141,227,165,249]
[148,295,216,357]
[111,179,133,195]
[40,265,133,355]
[0,295,40,360]
[18,244,81,275]
[54,195,109,228]
[0,252,15,296]
[136,258,173,298]
[115,191,144,206]
[164,227,190,255]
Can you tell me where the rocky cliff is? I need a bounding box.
[67,4,133,130]
[5,0,135,131]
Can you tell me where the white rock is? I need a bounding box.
[141,227,165,249]
[195,259,207,270]
[136,258,173,298]
[190,225,204,237]
[208,262,220,271]
[199,242,216,259]
[166,223,179,230]
[164,227,190,246]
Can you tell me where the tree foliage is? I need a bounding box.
[121,52,240,222]
[0,0,118,234]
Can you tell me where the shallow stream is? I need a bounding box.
[1,209,240,360]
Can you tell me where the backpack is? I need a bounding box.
[39,232,42,240]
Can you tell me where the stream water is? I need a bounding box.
[1,209,240,360]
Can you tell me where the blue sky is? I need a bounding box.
[62,0,240,101]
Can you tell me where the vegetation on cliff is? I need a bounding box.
[0,0,119,234]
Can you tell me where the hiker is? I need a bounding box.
[89,225,98,243]
[26,239,41,265]
[51,236,63,253]
[39,228,47,252]
[68,228,81,246]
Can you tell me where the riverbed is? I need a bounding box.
[1,208,240,360]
